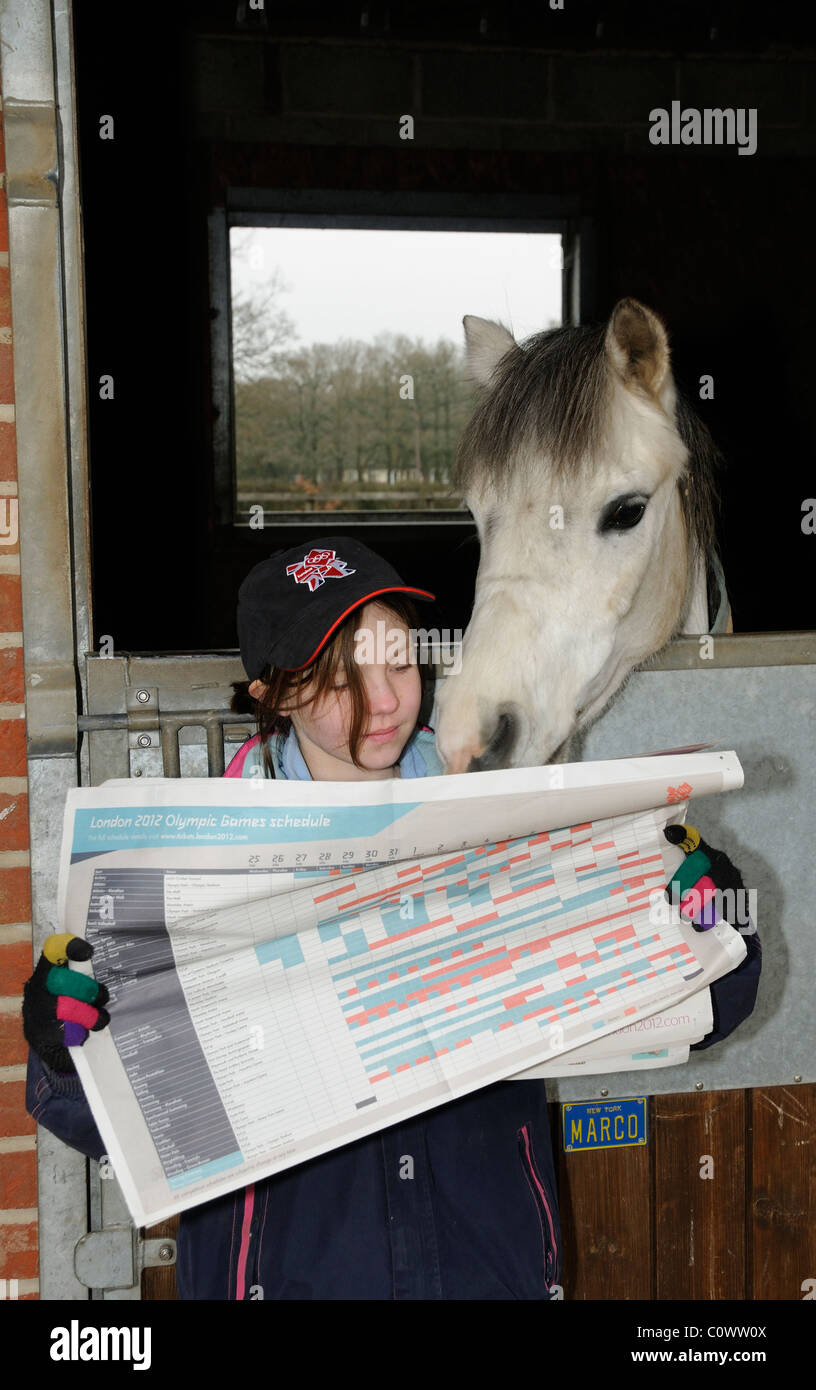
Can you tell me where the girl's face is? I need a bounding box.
[249,602,422,781]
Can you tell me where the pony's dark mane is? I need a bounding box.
[454,320,721,566]
[674,391,722,570]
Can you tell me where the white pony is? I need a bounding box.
[435,298,731,772]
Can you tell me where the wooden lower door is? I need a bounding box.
[554,1083,815,1300]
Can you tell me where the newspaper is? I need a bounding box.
[514,989,714,1076]
[60,750,747,1226]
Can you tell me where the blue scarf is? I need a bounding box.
[273,726,429,781]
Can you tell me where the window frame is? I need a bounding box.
[209,188,595,532]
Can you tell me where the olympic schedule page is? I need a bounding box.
[59,752,746,1225]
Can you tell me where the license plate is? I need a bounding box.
[562,1097,648,1152]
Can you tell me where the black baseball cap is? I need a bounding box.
[237,536,436,679]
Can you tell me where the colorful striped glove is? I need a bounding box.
[663,823,762,1049]
[663,822,747,931]
[22,934,110,1075]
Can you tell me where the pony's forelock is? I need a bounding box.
[455,324,609,495]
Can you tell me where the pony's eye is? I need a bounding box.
[600,498,647,532]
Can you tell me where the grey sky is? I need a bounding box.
[230,227,563,349]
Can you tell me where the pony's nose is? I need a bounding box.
[467,707,519,772]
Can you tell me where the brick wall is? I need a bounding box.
[0,74,38,1302]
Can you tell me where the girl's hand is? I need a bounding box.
[663,822,747,931]
[663,824,762,1049]
[22,934,110,1075]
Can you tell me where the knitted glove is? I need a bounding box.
[663,823,762,1049]
[663,822,748,930]
[22,933,110,1075]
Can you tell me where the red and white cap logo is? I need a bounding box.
[286,548,357,594]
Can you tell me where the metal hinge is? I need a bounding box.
[25,660,79,757]
[74,1228,176,1291]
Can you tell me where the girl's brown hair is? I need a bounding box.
[230,594,434,779]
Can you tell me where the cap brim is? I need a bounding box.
[279,585,436,671]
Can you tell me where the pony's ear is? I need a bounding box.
[605,298,674,405]
[462,315,517,387]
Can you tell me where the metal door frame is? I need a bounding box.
[0,0,91,1299]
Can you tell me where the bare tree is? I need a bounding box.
[230,236,298,382]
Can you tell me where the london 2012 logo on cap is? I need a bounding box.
[286,548,357,593]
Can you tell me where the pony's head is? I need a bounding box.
[435,297,721,772]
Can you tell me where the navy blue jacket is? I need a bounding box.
[26,734,761,1299]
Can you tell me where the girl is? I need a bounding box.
[23,535,759,1300]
